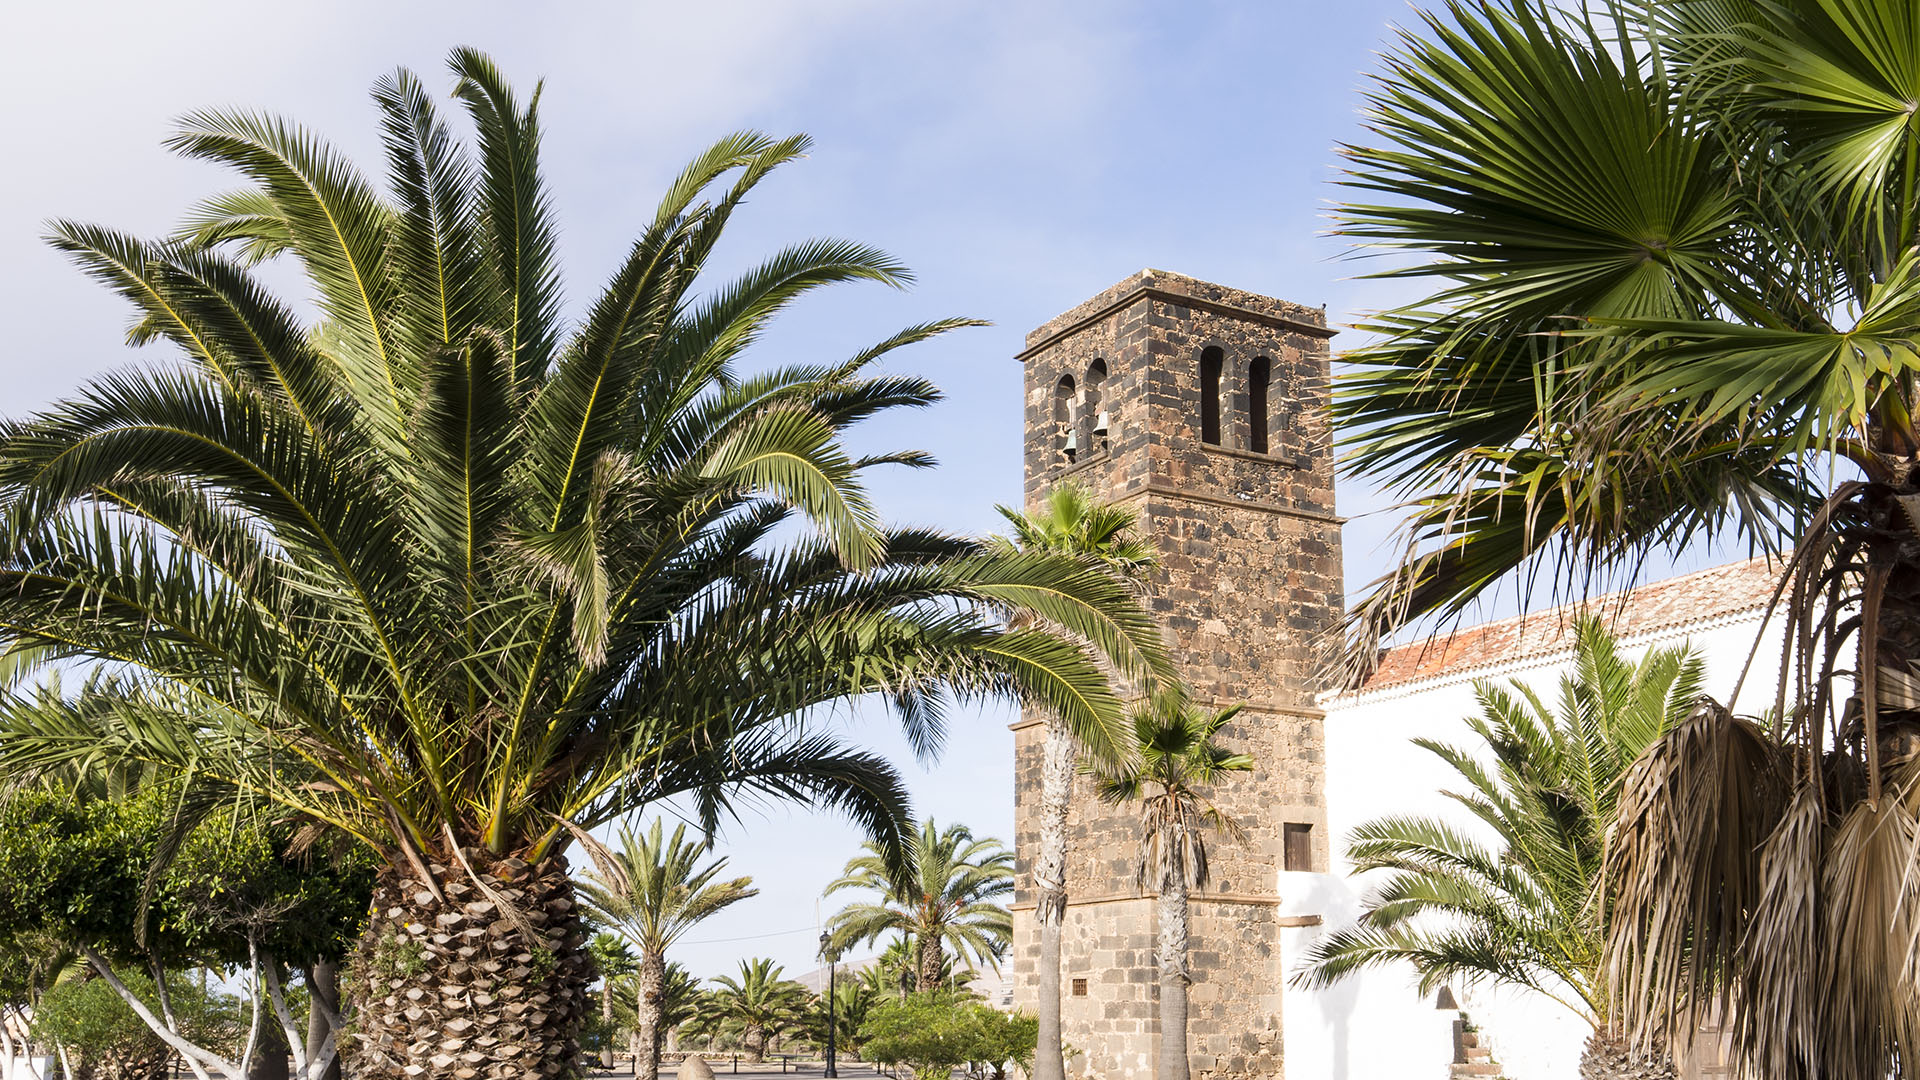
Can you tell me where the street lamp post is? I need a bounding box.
[819,931,839,1078]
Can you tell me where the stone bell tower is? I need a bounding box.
[1009,271,1343,1080]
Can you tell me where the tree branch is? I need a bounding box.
[79,945,237,1080]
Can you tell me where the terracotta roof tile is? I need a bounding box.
[1352,558,1783,696]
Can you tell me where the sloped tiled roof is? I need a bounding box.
[1348,558,1784,698]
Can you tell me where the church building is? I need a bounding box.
[1009,271,1777,1080]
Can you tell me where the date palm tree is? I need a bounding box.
[690,959,809,1063]
[0,50,1173,1080]
[1332,1,1920,1073]
[824,819,1013,993]
[1087,698,1252,1080]
[609,961,700,1060]
[579,821,757,1080]
[1296,618,1700,1078]
[993,482,1154,1080]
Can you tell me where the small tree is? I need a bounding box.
[859,993,1035,1080]
[586,933,637,1067]
[33,971,240,1080]
[580,821,756,1080]
[0,789,372,1080]
[1295,618,1699,1079]
[825,820,1012,991]
[689,960,808,1062]
[1088,698,1253,1080]
[993,483,1154,1080]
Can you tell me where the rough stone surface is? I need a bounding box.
[678,1057,716,1080]
[1011,270,1343,1080]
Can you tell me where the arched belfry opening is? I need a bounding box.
[1199,346,1223,445]
[1054,374,1077,461]
[1249,355,1272,454]
[1084,358,1108,453]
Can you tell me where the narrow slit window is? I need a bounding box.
[1284,822,1312,872]
[1199,347,1222,445]
[1249,356,1272,454]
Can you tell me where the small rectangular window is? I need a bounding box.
[1284,822,1313,872]
[1071,978,1088,997]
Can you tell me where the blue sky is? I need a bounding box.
[1,0,1527,979]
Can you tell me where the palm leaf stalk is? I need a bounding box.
[824,818,1014,993]
[1087,698,1252,1080]
[0,50,1173,1080]
[1333,2,1920,1073]
[1297,617,1698,1078]
[990,481,1155,1080]
[579,821,756,1080]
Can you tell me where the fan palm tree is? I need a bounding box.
[579,821,757,1080]
[0,50,1174,1080]
[824,819,1013,992]
[1296,618,1700,1078]
[1332,1,1920,1073]
[993,482,1155,1080]
[690,959,809,1063]
[1088,698,1252,1080]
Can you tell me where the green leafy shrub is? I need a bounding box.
[859,993,1036,1080]
[32,971,240,1080]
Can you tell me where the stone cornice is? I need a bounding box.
[1016,286,1337,362]
[1011,891,1287,911]
[1109,480,1345,526]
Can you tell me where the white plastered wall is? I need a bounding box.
[1285,604,1789,1080]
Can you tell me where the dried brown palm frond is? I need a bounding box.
[1603,699,1792,1058]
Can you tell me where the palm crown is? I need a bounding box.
[579,820,757,957]
[1088,699,1253,894]
[824,817,1014,989]
[1295,618,1702,1028]
[993,483,1155,578]
[0,50,1173,878]
[1336,0,1920,670]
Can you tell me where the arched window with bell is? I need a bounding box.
[1054,373,1077,462]
[1083,358,1109,455]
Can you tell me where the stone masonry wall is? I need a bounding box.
[1010,271,1343,1080]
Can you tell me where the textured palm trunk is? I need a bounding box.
[915,933,942,993]
[744,1023,767,1063]
[343,851,592,1080]
[1578,1026,1676,1080]
[1033,719,1075,1080]
[1155,878,1189,1080]
[634,953,666,1080]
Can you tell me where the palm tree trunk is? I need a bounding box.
[916,932,941,994]
[1033,719,1075,1080]
[745,1023,767,1064]
[601,971,615,1069]
[1155,877,1190,1080]
[635,953,666,1080]
[1578,1025,1675,1080]
[344,851,592,1080]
